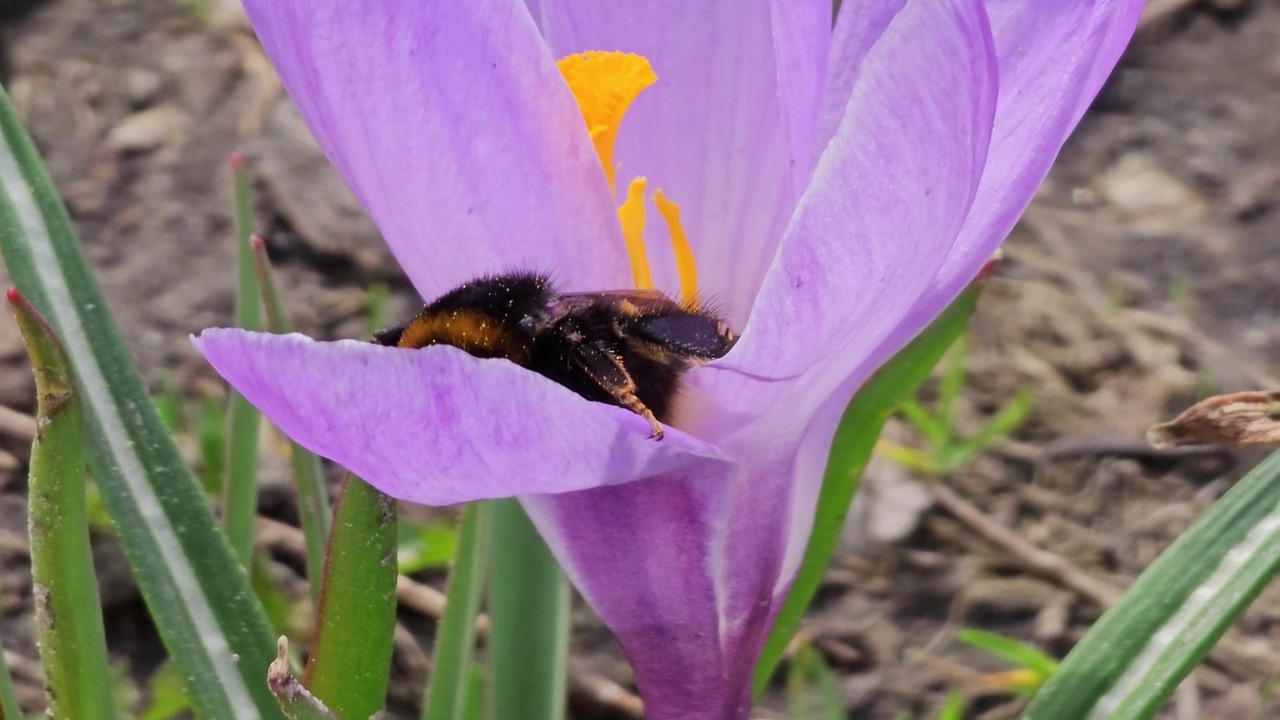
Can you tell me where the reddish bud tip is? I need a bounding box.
[6,288,21,304]
[975,249,1003,284]
[229,152,244,169]
[250,234,265,250]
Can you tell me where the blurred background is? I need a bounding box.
[0,0,1278,718]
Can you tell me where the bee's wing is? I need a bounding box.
[566,288,672,302]
[545,289,685,319]
[623,313,736,359]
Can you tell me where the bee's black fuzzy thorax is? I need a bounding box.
[419,273,554,322]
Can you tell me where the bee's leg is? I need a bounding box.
[619,392,665,440]
[569,342,665,440]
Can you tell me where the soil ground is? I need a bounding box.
[2,1,1280,718]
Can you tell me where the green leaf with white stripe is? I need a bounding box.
[0,86,281,719]
[1027,447,1280,719]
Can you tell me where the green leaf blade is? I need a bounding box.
[424,503,491,720]
[1027,448,1280,719]
[251,236,330,606]
[305,477,397,719]
[0,85,281,719]
[11,290,114,720]
[224,154,263,567]
[488,499,569,720]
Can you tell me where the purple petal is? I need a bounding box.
[831,0,1144,436]
[765,0,832,198]
[531,1,829,324]
[696,373,843,649]
[716,0,1144,608]
[193,330,728,506]
[242,0,630,298]
[813,0,908,160]
[523,473,752,720]
[767,372,874,597]
[523,384,832,719]
[913,0,1146,312]
[717,0,998,385]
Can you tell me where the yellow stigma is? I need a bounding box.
[556,51,656,194]
[557,51,699,301]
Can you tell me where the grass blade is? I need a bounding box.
[251,236,330,605]
[155,374,184,433]
[1027,446,1280,719]
[138,662,191,720]
[936,333,970,436]
[786,643,845,720]
[10,290,113,719]
[305,476,397,718]
[463,665,487,720]
[945,386,1033,470]
[423,503,492,720]
[896,396,947,446]
[223,153,264,568]
[0,627,20,720]
[754,287,980,694]
[488,499,569,720]
[955,628,1057,678]
[935,691,965,720]
[364,282,390,335]
[0,85,281,718]
[197,393,228,494]
[398,519,460,574]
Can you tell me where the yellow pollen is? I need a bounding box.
[652,189,699,308]
[556,51,656,193]
[617,177,654,289]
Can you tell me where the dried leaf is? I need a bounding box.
[1148,391,1280,448]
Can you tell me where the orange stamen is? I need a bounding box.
[617,178,654,289]
[652,189,699,308]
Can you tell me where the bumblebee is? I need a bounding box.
[374,272,737,439]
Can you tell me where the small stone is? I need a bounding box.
[1098,153,1199,214]
[106,105,185,153]
[842,452,934,552]
[124,69,163,107]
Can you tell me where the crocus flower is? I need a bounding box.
[196,1,1143,717]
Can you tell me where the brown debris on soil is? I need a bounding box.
[1150,391,1280,448]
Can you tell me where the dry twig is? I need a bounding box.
[0,405,35,442]
[930,483,1122,606]
[932,483,1280,682]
